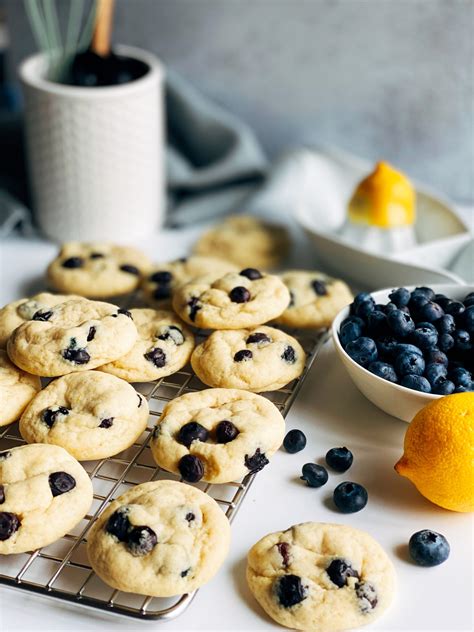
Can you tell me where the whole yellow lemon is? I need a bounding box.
[395,392,474,512]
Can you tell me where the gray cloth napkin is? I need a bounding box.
[0,70,267,235]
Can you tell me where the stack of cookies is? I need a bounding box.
[0,216,357,613]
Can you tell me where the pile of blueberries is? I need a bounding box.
[339,287,474,394]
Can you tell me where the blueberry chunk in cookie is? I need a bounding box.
[275,574,308,607]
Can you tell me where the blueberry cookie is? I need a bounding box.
[98,309,194,382]
[0,292,83,348]
[19,371,149,461]
[0,350,41,426]
[275,271,353,329]
[47,242,151,298]
[172,270,290,330]
[0,444,93,554]
[142,256,238,307]
[7,298,137,377]
[191,326,306,392]
[150,388,285,484]
[194,215,290,270]
[247,522,396,632]
[87,480,231,597]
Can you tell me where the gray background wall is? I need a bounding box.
[6,0,474,202]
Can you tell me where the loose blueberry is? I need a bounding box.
[453,329,471,351]
[333,482,368,513]
[449,366,472,388]
[144,347,166,368]
[178,422,209,447]
[394,343,423,357]
[418,301,444,323]
[355,300,375,319]
[425,348,448,366]
[368,361,398,383]
[62,256,83,269]
[345,337,378,368]
[367,311,388,337]
[408,292,429,312]
[352,292,374,312]
[150,270,172,284]
[395,351,425,377]
[178,455,204,482]
[229,286,251,303]
[0,512,21,541]
[438,333,455,353]
[32,309,53,321]
[387,309,415,337]
[281,346,296,364]
[43,406,69,428]
[106,508,131,541]
[413,287,435,300]
[99,417,114,428]
[127,525,158,556]
[445,300,465,318]
[425,363,447,386]
[409,530,450,567]
[245,448,269,472]
[283,429,307,454]
[62,347,90,365]
[384,302,398,315]
[120,264,140,275]
[431,377,455,395]
[412,325,438,351]
[341,315,365,331]
[339,320,363,348]
[389,287,410,308]
[275,574,307,608]
[400,374,431,392]
[325,447,353,472]
[215,420,239,443]
[240,268,262,280]
[375,336,399,358]
[246,332,271,345]
[234,349,253,362]
[276,542,291,567]
[187,297,201,321]
[463,295,474,308]
[300,463,328,488]
[49,472,76,497]
[436,314,456,335]
[311,280,327,296]
[326,559,359,587]
[462,306,474,333]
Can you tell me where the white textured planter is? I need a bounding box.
[19,45,164,242]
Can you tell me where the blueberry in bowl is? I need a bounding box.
[332,284,474,422]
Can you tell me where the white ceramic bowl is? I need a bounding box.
[332,284,473,422]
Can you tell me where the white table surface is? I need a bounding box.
[0,227,473,632]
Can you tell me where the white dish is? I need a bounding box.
[296,146,471,288]
[331,284,474,422]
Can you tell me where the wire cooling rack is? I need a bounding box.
[0,326,328,621]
